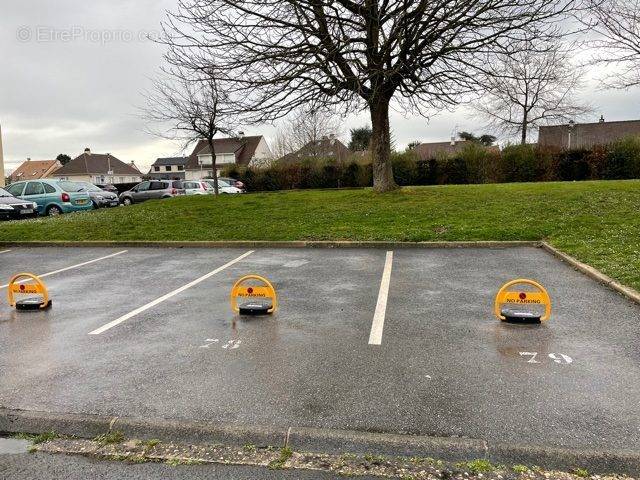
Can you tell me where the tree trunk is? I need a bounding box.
[369,97,397,192]
[207,138,219,195]
[521,110,528,145]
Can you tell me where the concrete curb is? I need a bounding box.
[0,240,540,249]
[1,408,638,475]
[0,408,286,448]
[540,241,640,306]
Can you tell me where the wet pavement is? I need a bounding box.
[0,438,30,454]
[0,451,353,480]
[0,247,639,453]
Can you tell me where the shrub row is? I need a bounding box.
[223,136,640,191]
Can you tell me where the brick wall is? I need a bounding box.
[539,120,640,149]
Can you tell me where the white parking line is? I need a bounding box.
[0,249,11,255]
[89,250,255,335]
[0,250,128,289]
[368,251,394,346]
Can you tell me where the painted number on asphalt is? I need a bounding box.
[519,352,573,364]
[199,338,241,350]
[222,339,241,350]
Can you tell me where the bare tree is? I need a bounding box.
[271,108,342,158]
[289,109,343,155]
[270,128,295,160]
[143,70,238,195]
[586,0,640,89]
[473,40,590,144]
[159,0,578,192]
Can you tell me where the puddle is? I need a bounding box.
[0,438,31,454]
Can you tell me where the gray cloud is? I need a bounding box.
[2,1,639,174]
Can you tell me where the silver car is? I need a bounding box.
[119,180,185,205]
[76,182,119,208]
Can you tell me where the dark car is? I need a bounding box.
[76,182,119,208]
[95,183,119,194]
[0,187,38,220]
[119,180,185,205]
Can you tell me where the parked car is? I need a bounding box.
[219,177,245,191]
[183,181,213,195]
[5,179,93,216]
[202,179,243,194]
[119,180,185,205]
[0,187,38,220]
[95,183,119,194]
[76,182,119,208]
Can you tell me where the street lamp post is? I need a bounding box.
[567,120,575,149]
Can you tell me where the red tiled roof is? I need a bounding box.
[9,160,61,182]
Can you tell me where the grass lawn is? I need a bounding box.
[1,180,639,290]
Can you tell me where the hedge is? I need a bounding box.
[222,136,640,191]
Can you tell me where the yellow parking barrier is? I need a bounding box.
[494,278,551,323]
[7,273,52,310]
[230,275,277,315]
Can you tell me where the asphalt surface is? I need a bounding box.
[0,247,639,454]
[0,452,352,480]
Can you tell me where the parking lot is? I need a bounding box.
[0,246,639,454]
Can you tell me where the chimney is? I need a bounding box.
[84,148,91,156]
[450,136,456,146]
[237,131,245,140]
[599,115,605,123]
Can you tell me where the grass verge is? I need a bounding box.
[1,181,639,290]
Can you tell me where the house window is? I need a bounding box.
[119,177,125,183]
[165,166,171,171]
[178,165,184,171]
[154,166,160,172]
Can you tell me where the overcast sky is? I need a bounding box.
[2,0,639,174]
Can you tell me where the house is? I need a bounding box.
[8,159,61,183]
[539,117,640,149]
[413,140,469,161]
[279,134,351,165]
[185,134,272,180]
[51,148,142,184]
[148,156,189,180]
[413,140,499,161]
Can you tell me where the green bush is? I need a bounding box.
[391,151,418,185]
[437,154,469,184]
[221,139,640,191]
[604,136,640,179]
[557,149,591,181]
[415,159,438,185]
[500,144,537,182]
[458,143,491,183]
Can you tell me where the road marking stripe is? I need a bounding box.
[368,251,393,346]
[0,250,128,289]
[89,250,254,335]
[0,249,11,254]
